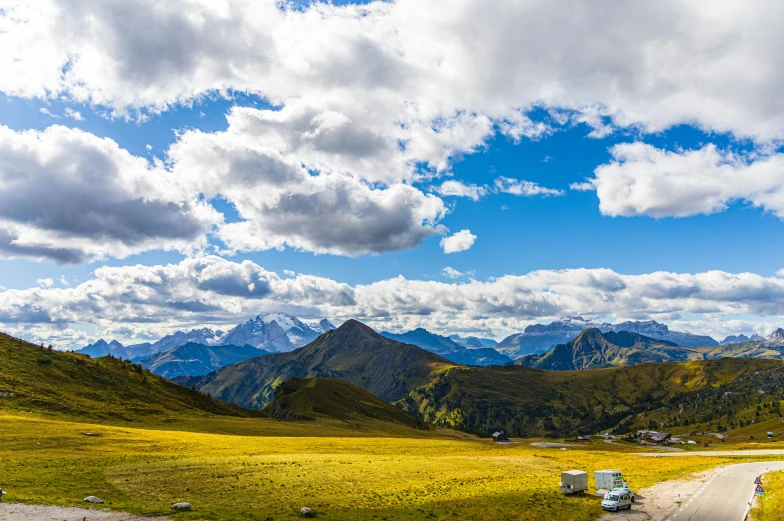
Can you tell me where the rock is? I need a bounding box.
[171,502,192,511]
[82,432,102,437]
[300,506,314,517]
[83,496,103,504]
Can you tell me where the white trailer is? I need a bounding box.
[560,470,588,494]
[595,470,624,491]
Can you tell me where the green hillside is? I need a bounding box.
[263,377,426,429]
[516,328,698,370]
[0,332,257,423]
[186,320,456,409]
[397,357,783,437]
[701,340,784,360]
[627,363,784,440]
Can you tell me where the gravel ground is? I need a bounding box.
[0,503,168,521]
[597,467,722,521]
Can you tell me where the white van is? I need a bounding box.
[601,491,632,512]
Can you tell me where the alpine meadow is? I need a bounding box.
[2,1,784,521]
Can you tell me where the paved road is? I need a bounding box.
[661,461,784,521]
[639,449,784,457]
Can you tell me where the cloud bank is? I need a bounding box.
[4,257,784,347]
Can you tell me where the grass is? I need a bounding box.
[752,469,784,521]
[2,414,780,521]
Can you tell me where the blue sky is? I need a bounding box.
[2,96,780,289]
[2,1,784,346]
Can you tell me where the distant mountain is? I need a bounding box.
[138,343,269,379]
[76,312,336,360]
[515,328,692,370]
[183,320,455,409]
[449,334,498,349]
[381,328,510,366]
[221,313,334,352]
[495,316,718,358]
[0,332,256,423]
[150,328,225,353]
[722,334,754,344]
[262,377,424,429]
[763,328,784,347]
[76,339,155,360]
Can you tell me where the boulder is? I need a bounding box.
[300,506,314,517]
[171,502,192,511]
[84,496,103,504]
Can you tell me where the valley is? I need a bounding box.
[5,319,784,520]
[2,413,778,521]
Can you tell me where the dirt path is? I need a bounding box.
[597,467,723,521]
[0,503,168,520]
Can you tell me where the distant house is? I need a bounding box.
[492,431,509,442]
[644,431,671,445]
[576,436,591,442]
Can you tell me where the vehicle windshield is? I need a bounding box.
[606,495,619,501]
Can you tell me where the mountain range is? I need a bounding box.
[721,333,765,344]
[178,320,784,437]
[515,329,691,370]
[138,342,269,379]
[494,316,719,358]
[181,320,455,408]
[448,334,498,348]
[381,328,510,366]
[9,317,784,438]
[77,312,336,360]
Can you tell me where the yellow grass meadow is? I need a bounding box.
[3,414,779,521]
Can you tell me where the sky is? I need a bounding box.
[1,0,784,348]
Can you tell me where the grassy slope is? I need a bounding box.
[626,364,784,442]
[0,332,257,423]
[188,320,456,409]
[398,358,784,437]
[0,413,758,521]
[703,341,784,360]
[753,469,784,521]
[262,377,426,429]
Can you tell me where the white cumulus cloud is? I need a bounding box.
[0,125,221,263]
[440,229,476,254]
[3,258,784,347]
[589,143,784,219]
[442,266,464,279]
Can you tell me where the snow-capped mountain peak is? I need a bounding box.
[76,313,336,358]
[254,312,304,331]
[221,313,335,352]
[764,328,784,346]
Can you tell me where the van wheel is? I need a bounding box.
[627,504,632,510]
